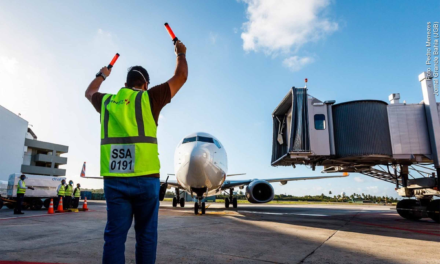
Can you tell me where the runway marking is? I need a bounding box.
[351,221,440,237]
[238,210,329,216]
[0,261,67,264]
[0,210,95,221]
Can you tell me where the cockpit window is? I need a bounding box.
[182,137,196,144]
[197,136,214,143]
[182,136,215,144]
[214,139,221,148]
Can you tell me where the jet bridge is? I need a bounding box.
[271,72,440,222]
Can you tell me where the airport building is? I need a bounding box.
[0,105,69,181]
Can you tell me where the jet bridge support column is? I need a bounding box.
[419,72,440,190]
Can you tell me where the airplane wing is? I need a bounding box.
[160,174,183,188]
[221,173,349,190]
[227,173,246,177]
[160,180,182,188]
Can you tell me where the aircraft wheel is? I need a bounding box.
[0,199,3,210]
[172,197,177,207]
[225,198,230,208]
[427,199,440,223]
[232,197,238,208]
[194,202,199,215]
[397,199,422,221]
[180,197,185,207]
[202,202,206,214]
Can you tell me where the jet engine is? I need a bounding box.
[245,180,274,203]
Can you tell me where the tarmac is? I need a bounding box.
[0,201,439,264]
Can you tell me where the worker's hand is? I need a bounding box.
[175,41,186,56]
[98,66,111,78]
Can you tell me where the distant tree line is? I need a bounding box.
[166,190,399,203]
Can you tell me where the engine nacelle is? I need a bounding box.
[245,180,274,203]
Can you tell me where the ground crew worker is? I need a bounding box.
[64,180,74,209]
[14,174,34,215]
[56,179,66,208]
[85,40,188,264]
[73,183,81,208]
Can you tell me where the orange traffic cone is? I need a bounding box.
[82,197,88,211]
[57,197,64,212]
[47,199,54,214]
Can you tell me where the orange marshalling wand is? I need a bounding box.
[164,23,178,44]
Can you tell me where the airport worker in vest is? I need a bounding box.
[64,180,74,209]
[14,174,34,215]
[73,183,81,208]
[56,179,66,208]
[85,40,188,264]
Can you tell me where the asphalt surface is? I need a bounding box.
[0,201,439,264]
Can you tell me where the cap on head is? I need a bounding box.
[126,66,149,88]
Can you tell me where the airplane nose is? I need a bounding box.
[185,144,212,188]
[189,146,210,172]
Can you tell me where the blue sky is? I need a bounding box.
[0,0,439,198]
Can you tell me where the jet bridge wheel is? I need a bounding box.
[194,202,199,215]
[225,198,230,208]
[179,197,185,207]
[427,199,440,223]
[232,198,238,208]
[397,200,422,221]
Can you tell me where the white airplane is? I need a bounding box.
[81,132,349,215]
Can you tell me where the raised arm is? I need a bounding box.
[167,41,188,98]
[85,67,111,102]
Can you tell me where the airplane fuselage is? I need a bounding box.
[174,132,227,197]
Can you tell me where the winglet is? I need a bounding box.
[80,162,86,178]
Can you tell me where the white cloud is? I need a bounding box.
[283,56,314,71]
[354,176,365,183]
[241,0,338,70]
[159,114,165,120]
[365,186,379,194]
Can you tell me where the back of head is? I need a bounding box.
[126,66,150,88]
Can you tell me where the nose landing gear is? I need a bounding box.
[194,198,206,215]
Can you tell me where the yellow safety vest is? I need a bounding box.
[65,185,73,196]
[58,185,65,196]
[74,188,81,198]
[100,88,160,177]
[17,180,26,194]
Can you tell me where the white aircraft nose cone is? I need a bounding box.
[189,146,209,172]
